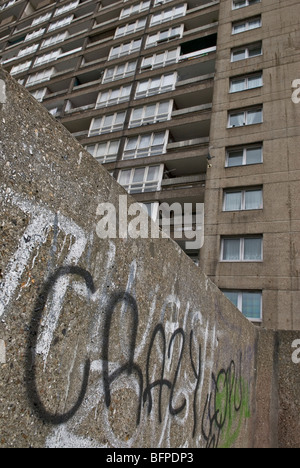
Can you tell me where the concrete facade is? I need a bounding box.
[200,0,300,330]
[0,67,300,448]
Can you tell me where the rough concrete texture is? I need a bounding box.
[0,69,299,448]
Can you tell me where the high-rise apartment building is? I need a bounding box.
[0,0,299,330]
[200,0,300,331]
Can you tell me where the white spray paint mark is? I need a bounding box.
[0,190,88,365]
[0,340,6,364]
[0,79,6,104]
[0,215,51,318]
[46,426,102,448]
[119,260,137,359]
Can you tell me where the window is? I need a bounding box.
[109,39,142,60]
[102,61,137,83]
[26,68,55,86]
[41,32,68,49]
[88,112,126,136]
[154,0,173,5]
[146,26,183,48]
[25,28,45,42]
[11,60,32,75]
[228,107,263,127]
[32,13,52,27]
[34,49,61,67]
[223,290,262,322]
[18,44,39,57]
[226,144,263,167]
[31,87,48,102]
[118,165,164,194]
[0,0,16,10]
[141,49,179,71]
[54,1,79,17]
[120,1,150,19]
[96,85,132,108]
[231,42,262,62]
[233,0,260,9]
[230,72,262,93]
[115,18,147,38]
[129,101,173,128]
[221,236,263,261]
[48,106,62,117]
[135,73,176,98]
[232,16,261,34]
[150,4,187,26]
[48,15,73,32]
[224,188,263,211]
[86,140,120,164]
[123,132,168,160]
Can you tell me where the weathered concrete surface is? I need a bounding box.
[0,69,299,448]
[276,331,300,448]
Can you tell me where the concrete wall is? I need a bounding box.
[0,69,299,448]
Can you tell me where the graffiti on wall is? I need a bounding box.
[0,190,252,448]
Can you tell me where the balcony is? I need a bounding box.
[180,45,216,62]
[161,173,206,191]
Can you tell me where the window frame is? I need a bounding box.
[232,0,261,10]
[135,72,177,99]
[54,0,79,17]
[117,165,164,194]
[102,61,137,84]
[228,106,263,128]
[223,187,263,212]
[88,111,126,136]
[120,1,150,19]
[25,28,45,42]
[18,43,39,57]
[223,290,262,322]
[25,67,55,86]
[221,236,263,262]
[230,72,263,93]
[150,4,187,27]
[33,49,61,67]
[231,42,262,62]
[108,39,142,60]
[122,131,169,160]
[226,144,263,167]
[129,100,173,128]
[146,25,184,49]
[154,0,173,5]
[115,18,147,38]
[141,48,180,71]
[31,13,52,27]
[11,60,32,75]
[41,31,68,49]
[232,16,262,34]
[95,84,132,108]
[85,140,120,164]
[31,87,48,102]
[48,15,74,33]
